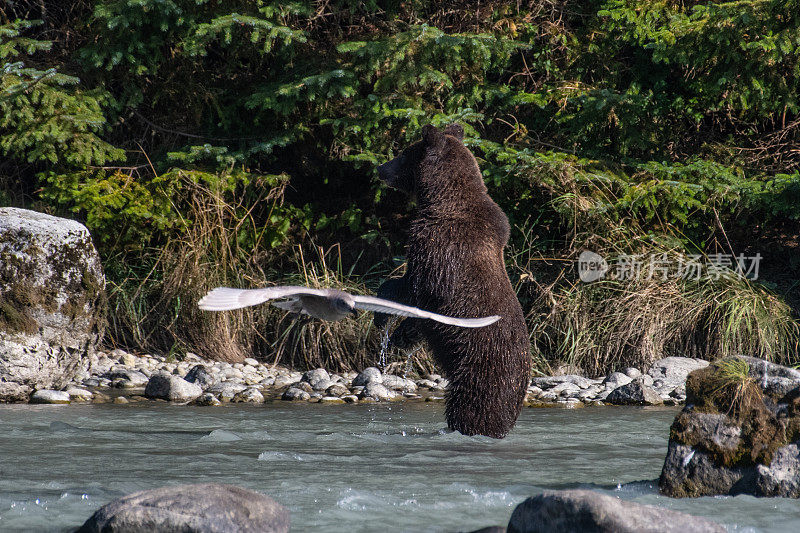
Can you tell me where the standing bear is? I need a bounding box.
[376,123,531,439]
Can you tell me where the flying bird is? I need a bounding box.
[198,286,501,328]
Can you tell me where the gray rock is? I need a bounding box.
[184,364,217,390]
[622,367,642,378]
[195,393,221,406]
[361,381,396,401]
[243,357,260,367]
[325,383,350,397]
[77,483,289,533]
[144,373,203,402]
[550,382,581,396]
[66,387,94,401]
[669,385,686,398]
[660,405,800,498]
[207,382,247,401]
[507,489,724,533]
[755,444,800,497]
[291,381,313,393]
[531,375,595,390]
[282,387,311,401]
[353,367,382,387]
[318,396,345,404]
[660,441,749,497]
[311,378,336,392]
[0,208,105,392]
[273,374,300,389]
[0,381,31,402]
[104,368,149,387]
[603,372,632,389]
[648,357,709,392]
[606,381,663,406]
[118,352,137,367]
[30,389,71,404]
[738,355,800,381]
[232,387,264,403]
[302,368,330,387]
[383,374,417,392]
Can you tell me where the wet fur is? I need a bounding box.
[377,124,531,438]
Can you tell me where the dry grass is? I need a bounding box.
[509,183,800,376]
[104,173,434,371]
[105,172,282,362]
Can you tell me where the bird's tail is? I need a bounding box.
[198,287,273,311]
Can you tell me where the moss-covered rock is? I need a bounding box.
[0,208,105,397]
[660,356,800,497]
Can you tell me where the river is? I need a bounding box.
[0,402,797,531]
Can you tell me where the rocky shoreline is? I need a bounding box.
[16,349,708,408]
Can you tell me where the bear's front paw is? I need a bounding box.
[389,320,424,350]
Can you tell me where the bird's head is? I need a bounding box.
[332,292,358,317]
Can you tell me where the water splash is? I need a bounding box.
[378,317,399,370]
[402,346,422,378]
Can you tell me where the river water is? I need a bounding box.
[0,402,797,532]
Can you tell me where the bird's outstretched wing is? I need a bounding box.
[271,299,308,314]
[198,286,328,311]
[352,295,501,328]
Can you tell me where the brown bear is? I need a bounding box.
[376,123,531,439]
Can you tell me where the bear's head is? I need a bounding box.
[377,123,485,201]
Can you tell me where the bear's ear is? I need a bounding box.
[422,124,446,150]
[444,123,464,141]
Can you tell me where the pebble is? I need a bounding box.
[273,374,299,389]
[196,393,222,406]
[361,382,396,401]
[232,388,265,403]
[353,367,382,387]
[623,367,642,378]
[68,348,706,409]
[30,390,71,404]
[383,375,417,392]
[66,387,93,401]
[282,387,311,401]
[184,365,217,390]
[326,384,350,397]
[207,382,247,401]
[144,373,203,403]
[319,396,345,404]
[312,379,336,392]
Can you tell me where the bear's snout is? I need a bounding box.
[377,161,394,185]
[377,156,403,188]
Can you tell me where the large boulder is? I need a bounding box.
[507,489,724,533]
[660,356,800,497]
[0,208,105,395]
[144,373,203,403]
[77,483,290,532]
[648,357,709,395]
[606,381,663,406]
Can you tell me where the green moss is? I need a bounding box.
[0,233,106,336]
[676,357,796,468]
[0,299,37,335]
